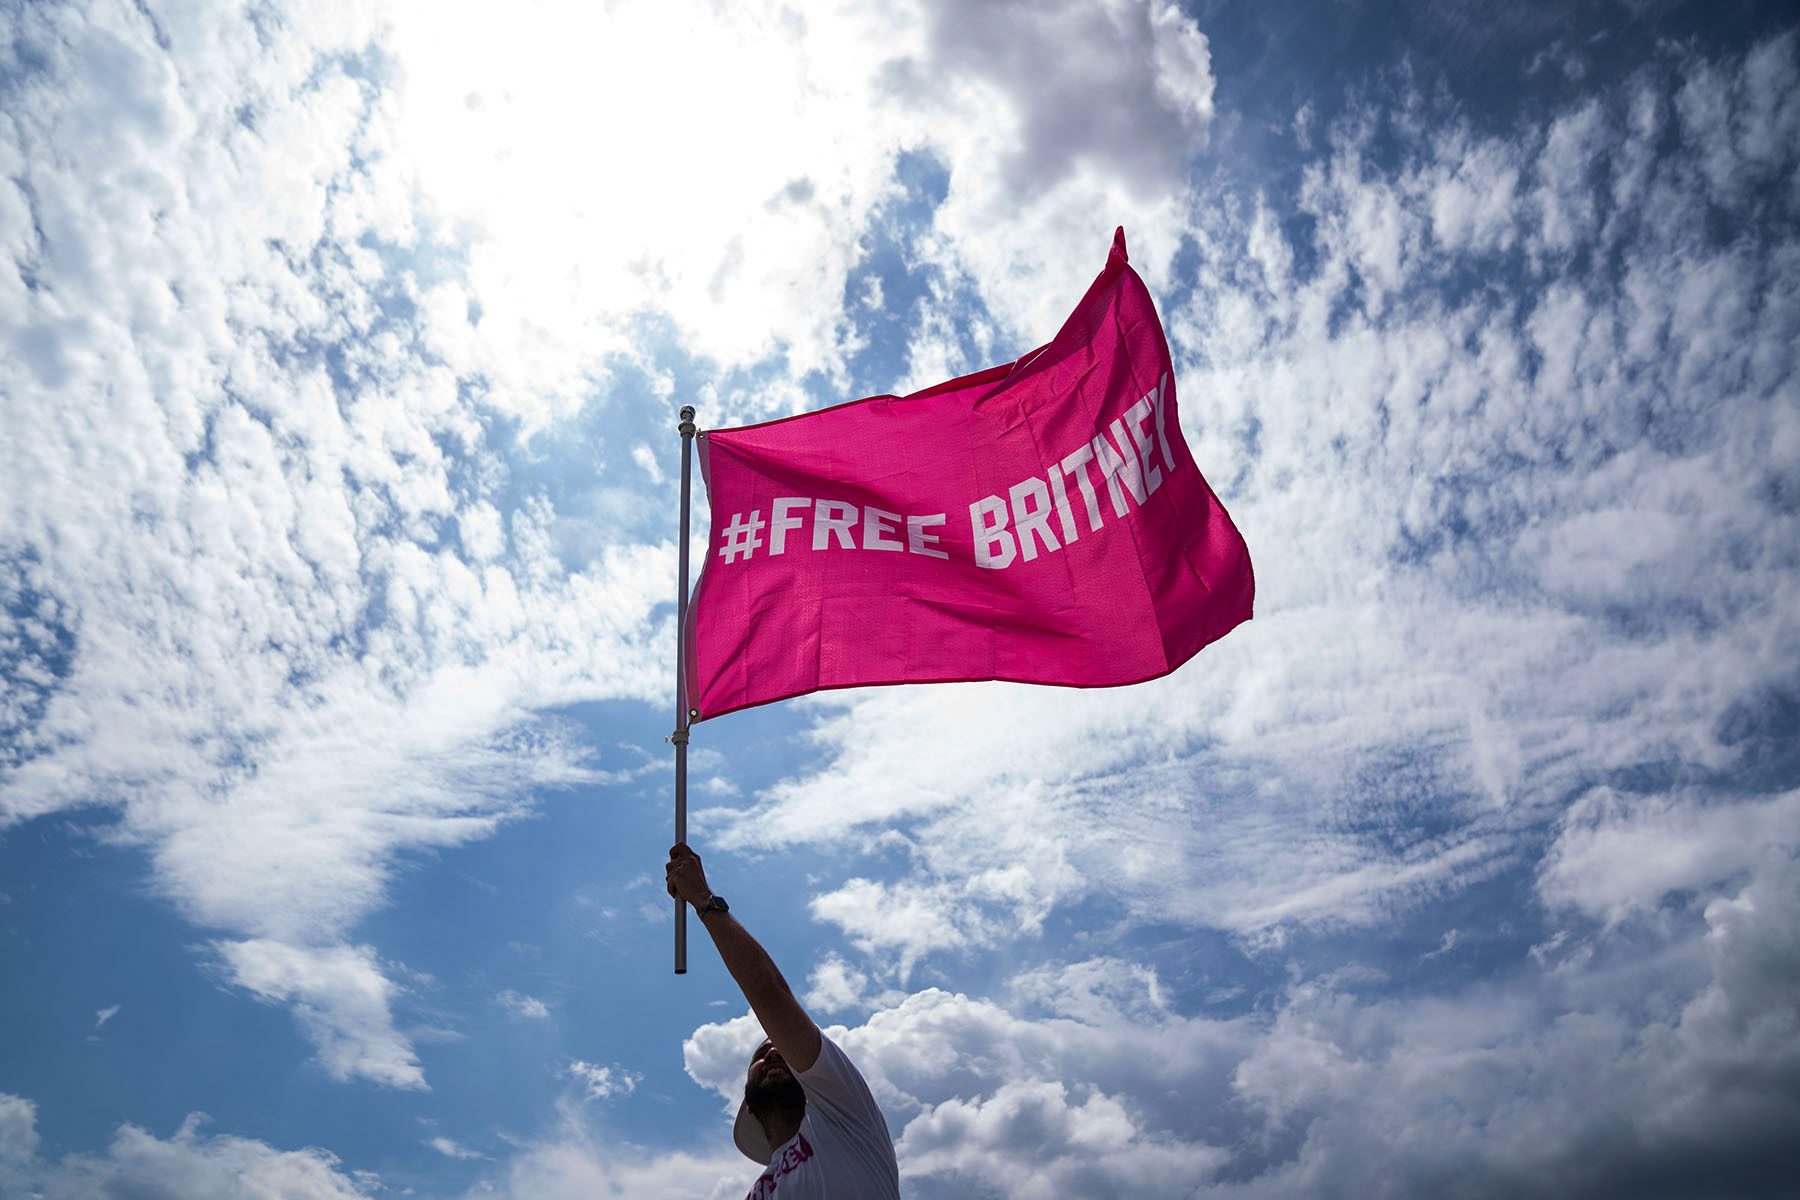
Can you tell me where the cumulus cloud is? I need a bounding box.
[900,1080,1226,1200]
[682,973,1250,1191]
[464,1099,746,1200]
[805,952,898,1015]
[662,899,1800,1199]
[1219,865,1800,1198]
[0,1097,372,1199]
[0,1094,39,1164]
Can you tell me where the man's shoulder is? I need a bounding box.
[797,1034,874,1095]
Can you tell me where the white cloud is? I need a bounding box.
[683,977,1242,1196]
[805,954,868,1014]
[0,1094,38,1164]
[458,501,507,564]
[899,1079,1226,1200]
[496,989,551,1021]
[0,0,1220,1096]
[702,29,1800,976]
[893,0,1215,365]
[682,975,1249,1163]
[565,1060,642,1102]
[631,444,667,488]
[810,877,979,978]
[804,952,902,1015]
[93,1003,120,1029]
[673,41,1800,1196]
[384,0,1214,420]
[1219,864,1800,1199]
[662,864,1800,1198]
[681,1010,767,1110]
[213,940,424,1090]
[0,1100,371,1199]
[1009,958,1170,1026]
[1,0,673,1088]
[4,20,1797,1200]
[427,1136,482,1161]
[463,1100,745,1200]
[1421,929,1459,961]
[1540,789,1800,923]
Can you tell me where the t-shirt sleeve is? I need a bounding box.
[795,1033,888,1140]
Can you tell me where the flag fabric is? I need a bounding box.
[683,228,1253,722]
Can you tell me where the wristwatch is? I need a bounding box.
[696,894,729,919]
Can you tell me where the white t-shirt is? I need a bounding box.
[742,1034,899,1199]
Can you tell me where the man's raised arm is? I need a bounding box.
[665,842,822,1072]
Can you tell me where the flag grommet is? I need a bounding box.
[688,708,700,719]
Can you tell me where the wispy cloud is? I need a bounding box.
[565,1060,642,1102]
[211,940,424,1090]
[0,0,671,1086]
[0,0,1222,1098]
[3,1,1797,1196]
[705,28,1800,970]
[425,1135,482,1161]
[675,30,1800,1196]
[496,990,551,1021]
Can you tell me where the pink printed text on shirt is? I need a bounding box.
[745,1132,814,1199]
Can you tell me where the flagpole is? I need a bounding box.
[672,405,697,974]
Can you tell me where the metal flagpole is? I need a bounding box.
[672,404,697,974]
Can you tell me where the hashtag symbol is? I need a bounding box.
[719,510,765,564]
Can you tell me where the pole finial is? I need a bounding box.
[678,405,697,438]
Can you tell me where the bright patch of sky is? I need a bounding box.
[2,1,1797,1196]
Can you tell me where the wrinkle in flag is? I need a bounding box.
[684,229,1254,722]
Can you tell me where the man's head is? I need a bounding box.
[744,1038,806,1120]
[733,1038,807,1164]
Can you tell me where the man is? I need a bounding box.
[666,842,901,1198]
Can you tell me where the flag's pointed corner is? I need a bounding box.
[1110,226,1129,265]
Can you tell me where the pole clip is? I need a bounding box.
[667,729,689,746]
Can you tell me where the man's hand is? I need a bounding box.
[669,842,821,1072]
[668,842,822,1074]
[665,842,712,908]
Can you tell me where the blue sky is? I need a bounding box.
[2,1,1798,1196]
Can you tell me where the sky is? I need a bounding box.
[1,0,1798,1196]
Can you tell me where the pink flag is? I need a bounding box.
[684,229,1253,722]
